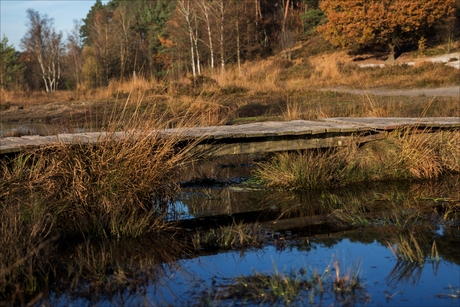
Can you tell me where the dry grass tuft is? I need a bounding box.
[282,99,304,121]
[212,58,286,93]
[309,51,353,86]
[256,130,460,190]
[1,117,198,238]
[0,106,206,302]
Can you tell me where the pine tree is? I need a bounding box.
[0,36,25,90]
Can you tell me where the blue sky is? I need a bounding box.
[1,0,110,51]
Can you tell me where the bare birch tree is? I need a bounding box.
[194,12,201,75]
[89,8,113,86]
[177,0,197,76]
[21,9,63,92]
[216,0,226,75]
[67,20,82,87]
[113,4,136,81]
[197,0,214,74]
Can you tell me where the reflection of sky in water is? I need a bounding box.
[148,238,459,306]
[166,200,192,221]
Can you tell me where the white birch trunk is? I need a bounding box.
[235,0,241,74]
[199,0,214,73]
[178,1,196,76]
[189,29,196,76]
[194,13,201,75]
[219,0,225,75]
[237,17,241,74]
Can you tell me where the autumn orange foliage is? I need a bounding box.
[318,0,456,61]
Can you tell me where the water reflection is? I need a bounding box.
[178,236,459,306]
[6,224,460,306]
[3,173,460,306]
[12,235,193,306]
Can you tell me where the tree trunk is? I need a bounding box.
[105,27,109,85]
[386,43,396,62]
[74,55,79,86]
[255,0,258,26]
[57,54,60,90]
[189,29,196,76]
[120,43,125,82]
[178,1,196,76]
[282,0,291,59]
[37,57,50,92]
[42,75,50,93]
[283,0,290,33]
[194,13,201,75]
[219,0,225,75]
[236,13,241,74]
[201,1,214,74]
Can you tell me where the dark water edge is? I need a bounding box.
[3,162,460,306]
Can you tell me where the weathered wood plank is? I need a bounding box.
[2,118,458,156]
[194,135,354,156]
[318,117,460,130]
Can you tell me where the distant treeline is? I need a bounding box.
[1,0,458,92]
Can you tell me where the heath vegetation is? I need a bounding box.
[1,0,460,305]
[256,129,460,190]
[1,0,459,130]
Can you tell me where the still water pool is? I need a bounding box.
[5,152,459,306]
[47,233,459,306]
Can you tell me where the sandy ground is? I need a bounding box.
[1,84,459,127]
[0,100,99,124]
[320,85,460,97]
[353,51,460,68]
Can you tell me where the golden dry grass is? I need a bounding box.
[1,47,459,131]
[256,129,460,190]
[216,59,284,93]
[0,108,208,239]
[2,46,458,106]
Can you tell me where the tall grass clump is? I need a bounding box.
[1,125,195,238]
[256,130,460,190]
[214,58,287,93]
[0,113,199,302]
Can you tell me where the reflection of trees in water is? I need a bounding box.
[433,224,460,266]
[180,187,270,216]
[294,237,344,252]
[26,235,193,306]
[179,155,260,183]
[180,174,460,228]
[294,224,460,289]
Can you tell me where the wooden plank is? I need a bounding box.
[319,117,460,130]
[194,135,353,156]
[2,118,453,156]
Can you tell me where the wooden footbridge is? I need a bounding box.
[1,117,459,156]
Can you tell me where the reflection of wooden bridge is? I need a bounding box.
[1,117,459,156]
